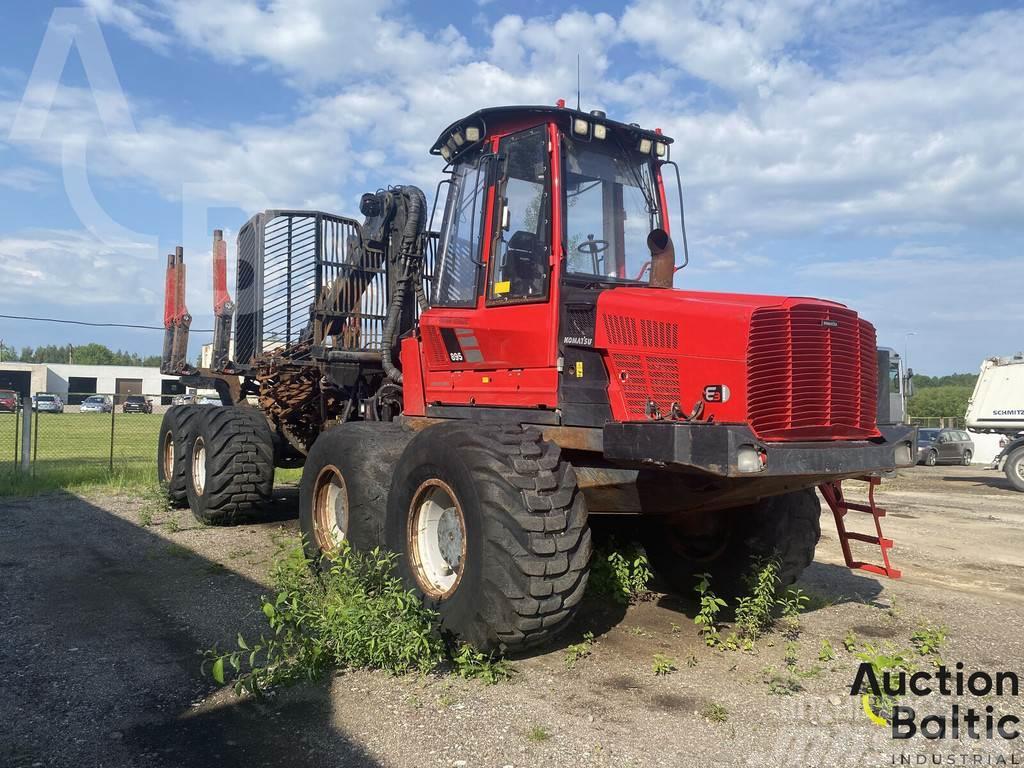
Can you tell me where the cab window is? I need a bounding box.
[888,362,901,393]
[563,136,659,281]
[487,126,551,303]
[434,150,489,307]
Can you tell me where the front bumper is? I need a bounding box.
[602,422,917,479]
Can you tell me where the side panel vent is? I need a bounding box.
[604,314,638,346]
[610,353,680,419]
[639,319,679,349]
[565,306,597,346]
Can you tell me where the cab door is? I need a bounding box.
[420,125,558,409]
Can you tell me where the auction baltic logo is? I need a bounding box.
[850,661,1021,764]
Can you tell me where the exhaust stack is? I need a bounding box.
[647,228,675,289]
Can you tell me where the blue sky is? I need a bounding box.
[0,0,1021,374]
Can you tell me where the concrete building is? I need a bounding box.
[0,362,184,404]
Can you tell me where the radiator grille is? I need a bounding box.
[747,304,878,440]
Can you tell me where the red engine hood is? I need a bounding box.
[592,287,878,440]
[595,287,848,362]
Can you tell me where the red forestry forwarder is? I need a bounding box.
[158,103,915,651]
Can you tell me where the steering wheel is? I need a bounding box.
[577,238,609,254]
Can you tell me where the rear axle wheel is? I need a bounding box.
[298,422,414,565]
[184,407,275,525]
[157,405,203,506]
[311,465,348,553]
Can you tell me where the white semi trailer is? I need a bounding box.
[966,354,1024,491]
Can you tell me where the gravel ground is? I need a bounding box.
[2,465,1022,768]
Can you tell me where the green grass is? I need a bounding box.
[0,411,163,497]
[0,409,307,498]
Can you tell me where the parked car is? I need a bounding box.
[32,393,64,413]
[0,389,18,413]
[170,392,220,406]
[917,428,975,466]
[80,395,113,413]
[122,395,154,414]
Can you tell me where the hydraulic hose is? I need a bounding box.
[381,186,427,383]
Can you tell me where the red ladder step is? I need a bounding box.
[818,475,902,579]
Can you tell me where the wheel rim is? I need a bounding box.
[312,465,348,553]
[408,479,467,599]
[162,431,175,480]
[1014,456,1024,482]
[964,451,972,465]
[928,451,936,466]
[191,437,207,496]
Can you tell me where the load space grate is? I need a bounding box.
[747,304,879,440]
[234,212,440,366]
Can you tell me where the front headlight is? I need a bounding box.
[737,444,767,473]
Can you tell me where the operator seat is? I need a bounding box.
[505,230,547,297]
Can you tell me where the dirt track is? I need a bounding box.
[2,465,1022,767]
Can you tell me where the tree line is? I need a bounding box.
[908,372,977,418]
[0,342,161,367]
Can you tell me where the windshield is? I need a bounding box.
[37,395,55,402]
[563,137,660,282]
[127,396,143,402]
[918,429,939,442]
[85,396,103,404]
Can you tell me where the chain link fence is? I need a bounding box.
[1,393,174,483]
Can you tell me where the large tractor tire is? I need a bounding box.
[1005,447,1024,492]
[643,488,821,598]
[385,422,592,653]
[185,407,275,525]
[298,422,414,564]
[157,405,203,507]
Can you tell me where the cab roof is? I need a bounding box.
[430,104,674,159]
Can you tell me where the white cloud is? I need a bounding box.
[81,0,171,49]
[793,246,1024,372]
[0,229,158,306]
[0,164,50,191]
[3,1,1022,371]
